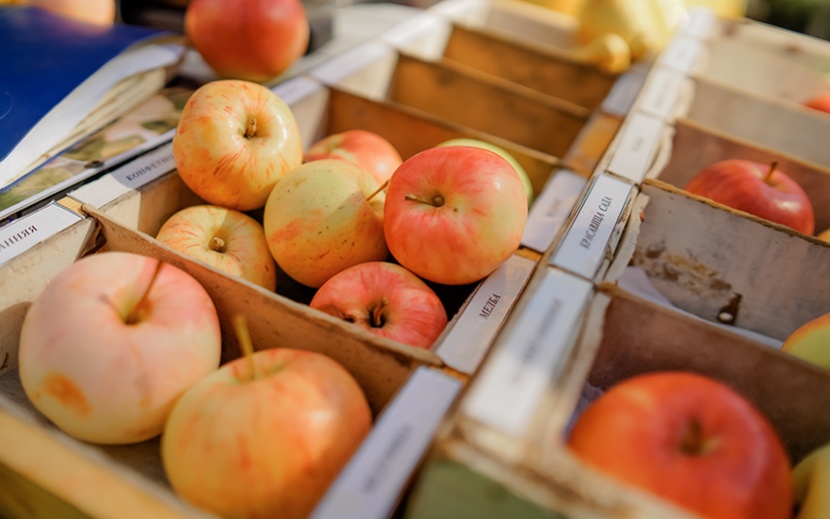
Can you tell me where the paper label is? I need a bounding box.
[435,254,536,374]
[638,68,685,120]
[606,112,664,183]
[461,268,593,438]
[310,41,392,85]
[69,143,176,208]
[600,68,649,117]
[272,75,323,106]
[660,35,704,73]
[550,174,632,279]
[310,367,462,519]
[521,170,587,253]
[681,7,717,39]
[0,202,83,266]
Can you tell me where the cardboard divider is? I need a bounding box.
[604,181,830,342]
[646,117,830,234]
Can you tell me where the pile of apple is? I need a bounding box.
[161,78,529,350]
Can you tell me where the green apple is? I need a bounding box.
[437,139,534,207]
[792,441,830,519]
[782,313,830,370]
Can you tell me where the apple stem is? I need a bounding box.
[405,193,445,207]
[245,118,257,140]
[233,314,258,380]
[125,260,163,325]
[209,236,226,253]
[366,180,389,202]
[765,161,778,184]
[371,297,389,328]
[679,420,717,456]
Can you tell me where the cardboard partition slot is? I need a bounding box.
[605,181,830,343]
[386,53,590,158]
[683,77,830,168]
[441,24,617,110]
[0,207,432,518]
[649,118,830,234]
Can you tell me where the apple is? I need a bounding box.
[567,371,792,519]
[305,129,403,186]
[184,0,309,83]
[436,138,534,206]
[18,251,222,445]
[685,159,815,235]
[155,204,277,291]
[29,0,116,26]
[383,146,528,286]
[792,441,830,519]
[817,228,830,242]
[803,93,830,114]
[781,312,830,370]
[309,261,448,349]
[172,79,303,211]
[161,347,371,519]
[263,158,388,288]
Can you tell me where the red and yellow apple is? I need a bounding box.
[162,347,371,519]
[803,93,830,114]
[567,371,792,519]
[18,252,222,445]
[782,312,830,371]
[172,79,303,211]
[685,159,815,235]
[185,0,309,83]
[310,261,448,349]
[792,441,830,519]
[383,146,528,286]
[263,158,388,288]
[156,204,277,291]
[304,129,403,186]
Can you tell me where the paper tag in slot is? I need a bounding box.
[69,143,176,208]
[435,254,536,374]
[461,268,593,438]
[310,367,462,519]
[606,112,664,183]
[638,68,685,120]
[521,170,587,253]
[272,75,323,106]
[660,35,704,73]
[550,173,632,279]
[600,68,649,117]
[0,202,83,266]
[681,7,717,39]
[310,41,392,85]
[381,11,444,48]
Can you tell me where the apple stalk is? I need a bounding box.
[366,180,389,202]
[233,314,258,380]
[124,260,163,325]
[765,161,778,184]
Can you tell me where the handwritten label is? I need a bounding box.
[69,144,176,208]
[638,68,685,120]
[550,174,632,279]
[606,112,664,183]
[435,254,536,374]
[681,7,717,39]
[310,40,392,85]
[601,67,649,117]
[660,35,704,74]
[0,202,83,266]
[272,75,323,106]
[310,367,461,519]
[461,268,593,438]
[521,170,587,253]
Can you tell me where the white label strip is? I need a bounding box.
[550,173,632,279]
[310,40,392,85]
[461,268,593,438]
[521,170,587,253]
[606,112,664,183]
[600,68,648,117]
[660,35,705,74]
[69,143,176,208]
[0,202,83,266]
[681,7,717,39]
[638,67,685,120]
[272,75,323,106]
[310,367,462,519]
[435,254,536,374]
[381,11,444,47]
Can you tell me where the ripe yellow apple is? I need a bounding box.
[782,313,830,370]
[792,441,830,519]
